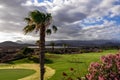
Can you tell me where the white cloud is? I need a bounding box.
[110,5,120,17]
[0,0,120,42]
[77,20,119,40]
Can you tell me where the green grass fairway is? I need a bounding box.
[0,69,36,80]
[47,49,118,80]
[4,49,118,80]
[0,64,55,80]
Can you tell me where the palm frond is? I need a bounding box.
[23,10,57,35]
[52,25,58,33]
[23,24,36,34]
[46,29,52,35]
[43,13,52,27]
[29,10,45,24]
[46,13,52,22]
[46,13,52,20]
[24,17,31,24]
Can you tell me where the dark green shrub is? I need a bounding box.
[21,47,34,56]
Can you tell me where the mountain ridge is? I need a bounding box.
[46,40,120,47]
[0,41,34,48]
[0,40,120,47]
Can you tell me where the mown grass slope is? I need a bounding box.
[46,49,118,80]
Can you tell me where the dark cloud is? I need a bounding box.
[0,0,28,33]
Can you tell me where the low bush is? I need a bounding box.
[86,53,120,80]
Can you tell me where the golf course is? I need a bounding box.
[0,49,118,80]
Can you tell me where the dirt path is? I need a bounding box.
[0,64,55,80]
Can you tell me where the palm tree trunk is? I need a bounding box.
[39,25,45,80]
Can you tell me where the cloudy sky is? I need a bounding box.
[0,0,120,43]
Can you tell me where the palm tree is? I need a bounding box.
[63,43,68,53]
[50,41,55,52]
[23,10,57,80]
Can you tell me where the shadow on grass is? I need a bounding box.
[45,58,53,64]
[7,57,54,64]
